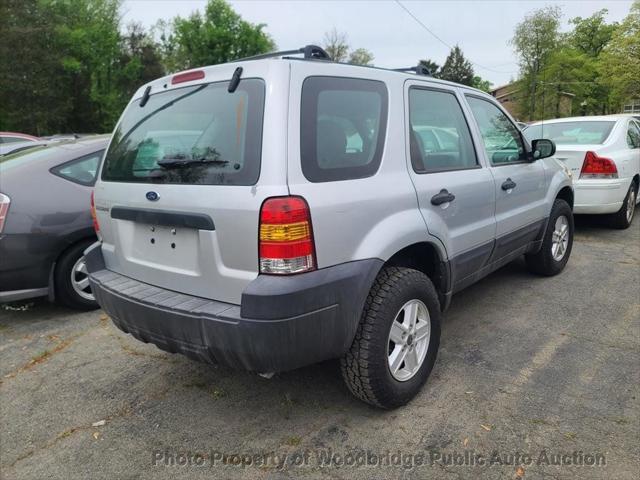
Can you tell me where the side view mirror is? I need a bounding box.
[530,138,556,161]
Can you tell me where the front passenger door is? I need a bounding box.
[406,85,496,288]
[465,96,547,259]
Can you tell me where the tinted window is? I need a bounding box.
[466,96,526,164]
[409,88,477,172]
[51,150,103,185]
[525,121,615,145]
[2,136,32,144]
[301,77,388,182]
[627,121,640,149]
[102,79,265,185]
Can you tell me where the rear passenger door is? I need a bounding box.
[405,84,496,287]
[465,95,547,258]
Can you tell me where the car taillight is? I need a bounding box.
[580,151,618,178]
[259,196,316,274]
[0,193,10,233]
[90,191,100,233]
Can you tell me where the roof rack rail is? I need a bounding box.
[392,64,432,76]
[237,45,332,62]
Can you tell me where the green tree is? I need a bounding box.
[322,28,374,65]
[116,23,165,107]
[348,48,374,66]
[159,0,275,72]
[599,0,640,111]
[0,0,64,134]
[472,76,492,92]
[511,6,562,120]
[570,9,617,57]
[323,28,349,62]
[438,45,474,85]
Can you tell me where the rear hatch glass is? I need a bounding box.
[525,121,615,145]
[102,79,265,185]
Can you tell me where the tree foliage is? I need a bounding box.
[438,45,475,85]
[158,0,275,72]
[511,4,637,120]
[322,28,374,65]
[349,48,374,66]
[511,6,562,120]
[599,0,640,110]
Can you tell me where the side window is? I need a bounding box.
[408,88,477,172]
[3,136,30,144]
[466,96,526,165]
[626,121,640,149]
[51,151,103,186]
[300,77,388,182]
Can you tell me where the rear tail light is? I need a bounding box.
[90,191,100,233]
[259,196,316,274]
[580,151,618,178]
[0,193,10,233]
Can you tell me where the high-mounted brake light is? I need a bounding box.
[90,191,100,233]
[580,151,618,179]
[259,196,316,274]
[171,70,205,85]
[0,193,10,233]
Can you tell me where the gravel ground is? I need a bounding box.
[1,215,638,480]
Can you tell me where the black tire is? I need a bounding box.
[607,181,637,229]
[525,199,573,276]
[340,267,441,409]
[54,239,99,310]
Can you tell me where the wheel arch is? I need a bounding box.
[555,185,574,209]
[48,234,98,300]
[384,242,451,310]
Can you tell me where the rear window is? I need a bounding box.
[101,79,265,185]
[525,121,615,145]
[301,76,388,182]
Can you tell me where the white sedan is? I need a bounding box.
[526,115,640,228]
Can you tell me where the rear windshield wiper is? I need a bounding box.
[157,156,230,168]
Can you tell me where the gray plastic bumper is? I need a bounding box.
[85,243,381,372]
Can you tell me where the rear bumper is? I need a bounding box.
[573,179,627,214]
[85,243,381,372]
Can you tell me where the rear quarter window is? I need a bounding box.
[300,76,388,182]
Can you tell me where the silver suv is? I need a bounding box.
[87,46,574,408]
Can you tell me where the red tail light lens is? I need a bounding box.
[90,191,100,233]
[259,196,316,274]
[171,70,205,85]
[580,151,618,178]
[0,193,10,233]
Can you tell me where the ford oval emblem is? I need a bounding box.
[146,191,159,201]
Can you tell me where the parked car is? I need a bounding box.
[0,132,41,156]
[0,139,58,157]
[0,136,109,309]
[0,131,40,144]
[525,115,640,228]
[86,46,573,408]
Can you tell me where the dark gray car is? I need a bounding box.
[0,136,109,309]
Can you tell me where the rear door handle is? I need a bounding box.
[501,178,517,191]
[431,189,455,206]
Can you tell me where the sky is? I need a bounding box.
[120,0,635,87]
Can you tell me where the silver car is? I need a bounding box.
[0,136,109,308]
[87,46,573,408]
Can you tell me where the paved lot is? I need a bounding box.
[1,216,638,480]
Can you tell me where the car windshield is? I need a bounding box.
[524,121,615,145]
[101,79,265,185]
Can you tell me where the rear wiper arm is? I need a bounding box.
[157,157,230,168]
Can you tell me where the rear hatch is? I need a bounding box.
[94,62,289,304]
